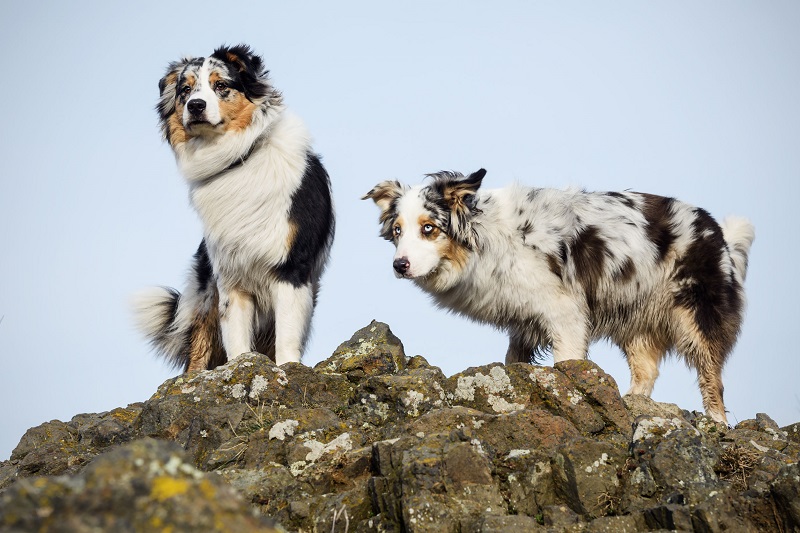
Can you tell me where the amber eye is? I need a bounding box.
[180,85,191,95]
[421,224,435,236]
[214,80,228,91]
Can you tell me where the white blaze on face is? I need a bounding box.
[393,188,443,279]
[182,59,223,128]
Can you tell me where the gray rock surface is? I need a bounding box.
[1,321,798,532]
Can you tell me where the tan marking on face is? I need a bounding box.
[417,215,442,240]
[221,92,258,132]
[437,233,470,272]
[182,73,197,92]
[167,110,187,145]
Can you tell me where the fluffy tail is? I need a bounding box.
[132,241,223,371]
[721,216,755,284]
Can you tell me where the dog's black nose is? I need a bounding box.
[187,98,206,115]
[393,257,410,275]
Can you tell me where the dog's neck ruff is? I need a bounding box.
[174,104,283,183]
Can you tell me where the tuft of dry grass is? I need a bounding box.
[716,444,761,491]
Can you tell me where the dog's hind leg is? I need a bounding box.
[696,359,727,424]
[273,281,315,365]
[672,307,730,424]
[622,336,666,397]
[219,287,255,360]
[505,333,534,364]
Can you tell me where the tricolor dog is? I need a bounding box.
[134,44,334,371]
[365,169,753,424]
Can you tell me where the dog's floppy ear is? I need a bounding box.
[156,58,193,142]
[363,181,407,240]
[157,59,191,120]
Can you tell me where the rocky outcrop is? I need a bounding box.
[1,321,798,532]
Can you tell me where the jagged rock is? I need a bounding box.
[315,319,407,378]
[0,438,279,532]
[1,321,798,532]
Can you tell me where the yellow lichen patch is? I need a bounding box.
[150,476,190,502]
[198,478,217,500]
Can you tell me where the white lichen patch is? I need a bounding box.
[454,366,520,409]
[249,374,269,400]
[290,460,307,477]
[764,427,787,441]
[472,418,484,429]
[529,368,560,396]
[274,368,289,386]
[487,394,525,413]
[147,454,203,480]
[470,438,486,456]
[289,432,354,477]
[304,433,353,463]
[360,396,390,421]
[567,389,584,406]
[229,383,247,400]
[180,384,196,394]
[632,417,699,442]
[269,419,299,441]
[507,449,531,459]
[584,452,611,474]
[403,390,425,417]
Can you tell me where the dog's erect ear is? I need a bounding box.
[212,44,274,102]
[448,168,486,211]
[427,169,486,248]
[363,181,407,240]
[213,44,263,75]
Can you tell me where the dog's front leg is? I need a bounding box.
[219,286,255,360]
[273,281,314,365]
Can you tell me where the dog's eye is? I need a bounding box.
[214,80,228,92]
[393,225,401,237]
[422,224,435,236]
[180,85,191,96]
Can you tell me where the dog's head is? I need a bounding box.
[156,44,281,146]
[364,169,486,284]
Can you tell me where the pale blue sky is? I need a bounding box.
[1,1,799,460]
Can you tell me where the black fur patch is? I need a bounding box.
[639,193,676,261]
[614,257,636,282]
[193,240,214,292]
[674,209,742,342]
[570,225,609,311]
[605,191,636,209]
[275,152,335,287]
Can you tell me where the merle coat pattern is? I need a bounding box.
[365,169,753,424]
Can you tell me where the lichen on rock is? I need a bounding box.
[1,321,798,532]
